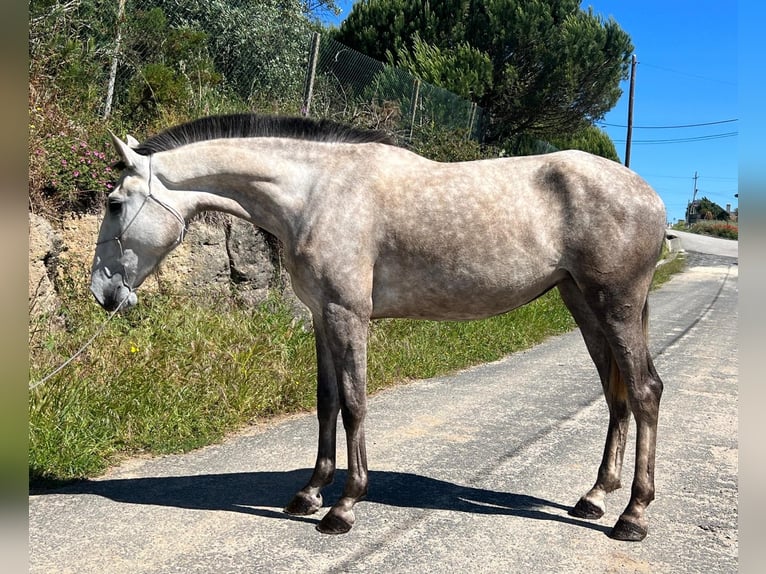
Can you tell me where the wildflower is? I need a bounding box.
[129,342,139,353]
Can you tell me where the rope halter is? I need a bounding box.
[95,155,187,290]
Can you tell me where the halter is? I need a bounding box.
[96,155,187,290]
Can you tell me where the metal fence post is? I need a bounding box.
[467,102,477,140]
[409,78,421,140]
[302,32,321,117]
[103,0,127,119]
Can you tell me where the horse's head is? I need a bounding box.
[90,133,187,312]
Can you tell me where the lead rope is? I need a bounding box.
[28,291,132,391]
[30,155,187,392]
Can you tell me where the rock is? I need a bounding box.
[226,217,277,306]
[156,218,231,298]
[28,213,62,320]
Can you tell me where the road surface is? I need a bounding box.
[29,233,738,573]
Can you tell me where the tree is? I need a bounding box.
[395,32,493,100]
[128,0,315,106]
[697,197,730,221]
[548,124,620,162]
[334,0,633,143]
[304,1,342,20]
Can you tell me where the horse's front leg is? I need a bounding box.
[284,319,340,516]
[315,302,370,534]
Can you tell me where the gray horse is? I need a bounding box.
[91,114,666,541]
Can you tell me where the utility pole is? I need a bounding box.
[686,171,699,226]
[624,54,637,168]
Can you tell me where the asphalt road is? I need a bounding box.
[29,233,738,574]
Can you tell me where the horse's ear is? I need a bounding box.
[108,130,141,168]
[126,134,140,148]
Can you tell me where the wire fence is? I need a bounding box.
[303,33,484,141]
[30,1,485,144]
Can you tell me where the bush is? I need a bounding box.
[409,124,500,162]
[29,99,117,215]
[688,221,738,240]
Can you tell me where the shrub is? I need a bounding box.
[688,221,738,240]
[29,117,116,214]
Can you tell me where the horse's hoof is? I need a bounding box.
[569,497,605,520]
[609,517,647,541]
[284,492,322,516]
[316,509,354,535]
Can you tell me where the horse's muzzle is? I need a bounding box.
[90,283,138,312]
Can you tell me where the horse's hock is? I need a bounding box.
[27,211,307,321]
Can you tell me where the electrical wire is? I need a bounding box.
[599,118,737,129]
[612,132,737,145]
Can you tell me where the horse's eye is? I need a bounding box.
[107,198,122,216]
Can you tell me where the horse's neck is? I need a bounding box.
[155,141,312,241]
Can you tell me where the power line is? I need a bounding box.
[600,118,737,129]
[639,62,736,86]
[612,132,737,145]
[641,173,736,181]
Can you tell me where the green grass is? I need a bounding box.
[29,258,683,487]
[653,251,686,289]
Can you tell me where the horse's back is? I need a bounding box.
[371,147,664,268]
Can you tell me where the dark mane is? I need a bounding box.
[133,113,397,155]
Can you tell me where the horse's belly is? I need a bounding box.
[370,263,564,321]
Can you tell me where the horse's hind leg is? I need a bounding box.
[284,318,340,516]
[559,280,630,521]
[570,278,663,541]
[607,301,663,541]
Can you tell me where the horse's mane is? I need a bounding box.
[133,113,396,155]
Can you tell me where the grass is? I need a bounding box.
[653,251,686,289]
[29,255,683,487]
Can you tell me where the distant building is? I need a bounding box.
[685,200,702,226]
[685,199,736,226]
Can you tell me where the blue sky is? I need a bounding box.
[321,1,738,224]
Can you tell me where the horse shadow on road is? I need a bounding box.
[34,469,611,535]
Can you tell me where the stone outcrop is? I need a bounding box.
[28,213,62,319]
